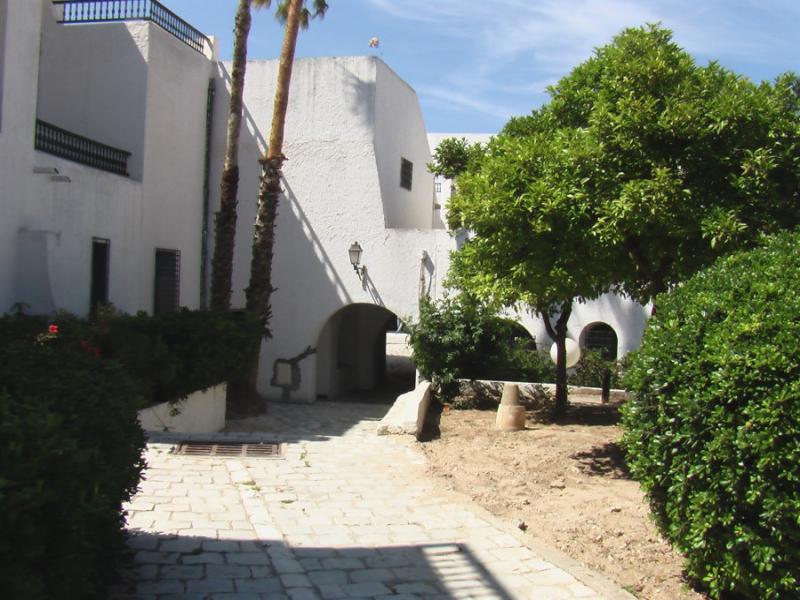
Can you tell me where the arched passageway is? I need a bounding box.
[315,304,415,403]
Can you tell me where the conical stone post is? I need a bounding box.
[495,383,526,431]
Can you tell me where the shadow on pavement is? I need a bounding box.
[114,530,516,599]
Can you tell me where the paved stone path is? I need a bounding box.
[121,401,632,600]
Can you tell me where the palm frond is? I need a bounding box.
[275,0,328,28]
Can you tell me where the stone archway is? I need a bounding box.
[315,303,415,402]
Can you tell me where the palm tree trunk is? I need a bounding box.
[542,301,573,417]
[245,0,302,320]
[210,0,252,311]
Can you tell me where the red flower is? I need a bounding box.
[48,324,59,335]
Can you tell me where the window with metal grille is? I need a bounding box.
[435,180,442,193]
[154,249,180,314]
[400,158,413,190]
[90,238,110,314]
[585,323,618,360]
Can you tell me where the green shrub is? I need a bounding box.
[622,232,800,599]
[407,295,554,399]
[2,308,262,407]
[569,349,628,388]
[0,342,146,599]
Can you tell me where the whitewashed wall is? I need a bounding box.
[374,60,436,229]
[0,0,46,315]
[37,4,149,179]
[0,0,212,316]
[208,57,456,401]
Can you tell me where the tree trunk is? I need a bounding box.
[238,0,302,409]
[542,301,573,417]
[210,0,252,311]
[245,0,302,321]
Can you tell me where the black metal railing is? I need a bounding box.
[35,119,131,176]
[53,0,209,54]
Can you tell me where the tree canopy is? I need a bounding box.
[445,23,800,411]
[428,137,485,181]
[495,24,800,303]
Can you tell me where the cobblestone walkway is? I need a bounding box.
[122,401,632,600]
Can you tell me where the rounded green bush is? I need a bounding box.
[0,342,146,599]
[622,232,800,599]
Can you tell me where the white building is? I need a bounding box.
[1,0,213,317]
[0,0,648,403]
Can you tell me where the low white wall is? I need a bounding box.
[138,383,227,434]
[459,379,628,404]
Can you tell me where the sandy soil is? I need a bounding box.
[418,398,706,600]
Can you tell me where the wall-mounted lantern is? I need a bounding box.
[348,242,365,280]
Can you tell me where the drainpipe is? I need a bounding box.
[419,250,429,303]
[199,77,216,309]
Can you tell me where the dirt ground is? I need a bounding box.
[418,397,706,600]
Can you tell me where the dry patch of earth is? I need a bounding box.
[419,397,705,600]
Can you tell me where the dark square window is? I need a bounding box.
[400,158,413,190]
[154,249,180,314]
[90,238,110,314]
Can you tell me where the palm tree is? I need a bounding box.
[210,0,272,311]
[245,0,328,322]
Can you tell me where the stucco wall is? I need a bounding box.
[37,4,149,179]
[516,296,651,358]
[140,23,213,313]
[374,61,436,229]
[1,2,212,316]
[0,0,44,314]
[208,56,457,401]
[138,384,227,434]
[18,153,142,314]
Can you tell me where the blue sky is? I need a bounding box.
[165,0,799,133]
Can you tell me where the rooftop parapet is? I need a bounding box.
[53,0,209,54]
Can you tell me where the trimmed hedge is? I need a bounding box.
[0,342,146,599]
[622,232,800,599]
[0,308,261,597]
[3,308,263,407]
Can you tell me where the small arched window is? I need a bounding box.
[584,323,618,360]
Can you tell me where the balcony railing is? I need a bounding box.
[53,0,209,54]
[35,119,131,176]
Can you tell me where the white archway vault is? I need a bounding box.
[315,303,415,402]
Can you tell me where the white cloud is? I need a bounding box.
[367,0,798,128]
[419,85,517,120]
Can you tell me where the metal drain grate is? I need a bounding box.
[172,441,283,458]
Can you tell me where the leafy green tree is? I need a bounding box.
[448,129,612,415]
[428,137,485,182]
[446,24,800,413]
[515,24,800,303]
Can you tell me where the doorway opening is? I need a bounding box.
[316,304,415,403]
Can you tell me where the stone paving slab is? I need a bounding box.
[118,401,633,600]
